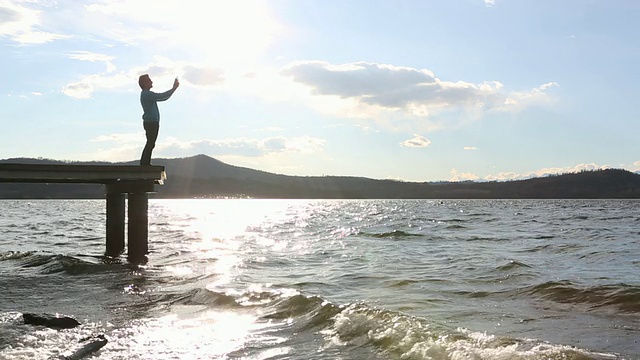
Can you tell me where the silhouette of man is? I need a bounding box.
[138,74,179,166]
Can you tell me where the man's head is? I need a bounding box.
[138,74,153,90]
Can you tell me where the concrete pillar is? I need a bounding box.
[105,191,126,256]
[127,192,149,262]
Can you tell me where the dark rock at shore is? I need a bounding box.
[22,312,81,329]
[66,334,108,360]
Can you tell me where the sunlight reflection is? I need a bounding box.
[206,254,241,288]
[113,309,269,359]
[163,199,314,244]
[164,265,193,277]
[153,199,325,289]
[255,235,289,251]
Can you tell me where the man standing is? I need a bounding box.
[138,74,179,166]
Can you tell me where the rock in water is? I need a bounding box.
[65,335,108,360]
[22,313,81,329]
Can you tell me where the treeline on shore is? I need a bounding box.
[1,155,640,199]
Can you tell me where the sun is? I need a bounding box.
[88,0,282,68]
[179,1,281,66]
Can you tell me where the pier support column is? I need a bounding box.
[105,190,126,256]
[128,192,149,262]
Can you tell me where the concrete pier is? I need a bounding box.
[106,191,126,256]
[127,192,149,259]
[0,164,166,262]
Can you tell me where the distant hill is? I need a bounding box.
[1,154,640,199]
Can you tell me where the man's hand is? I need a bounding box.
[173,77,180,89]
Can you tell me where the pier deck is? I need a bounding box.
[0,164,166,262]
[0,164,165,184]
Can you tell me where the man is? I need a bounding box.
[138,74,179,166]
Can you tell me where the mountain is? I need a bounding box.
[1,155,640,199]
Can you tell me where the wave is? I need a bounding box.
[466,236,511,242]
[358,230,423,239]
[171,288,240,307]
[159,285,620,360]
[387,279,421,287]
[441,218,468,223]
[496,260,533,271]
[0,251,34,261]
[522,280,640,313]
[154,286,327,315]
[521,243,583,254]
[6,251,120,275]
[324,302,616,359]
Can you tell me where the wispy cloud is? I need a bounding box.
[61,56,225,99]
[503,82,558,108]
[159,135,325,157]
[85,132,325,162]
[450,168,480,182]
[484,0,496,7]
[62,73,131,99]
[449,162,630,183]
[485,163,611,181]
[0,1,68,44]
[463,146,477,150]
[68,51,116,72]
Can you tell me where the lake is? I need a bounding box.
[0,199,638,359]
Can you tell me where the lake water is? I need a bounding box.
[0,199,638,359]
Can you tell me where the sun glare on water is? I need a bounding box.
[113,310,273,359]
[159,199,302,285]
[129,200,303,358]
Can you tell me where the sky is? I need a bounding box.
[1,0,639,182]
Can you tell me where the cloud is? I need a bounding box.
[160,135,325,157]
[68,51,116,72]
[0,0,68,44]
[450,168,480,182]
[62,81,94,99]
[484,0,496,6]
[463,146,477,150]
[182,65,225,86]
[62,72,131,99]
[401,134,432,148]
[503,82,558,109]
[283,61,436,102]
[283,61,449,111]
[281,61,557,129]
[484,163,611,181]
[450,162,624,183]
[6,1,275,98]
[85,132,325,161]
[61,57,225,98]
[92,132,142,143]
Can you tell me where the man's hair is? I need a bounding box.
[138,74,150,89]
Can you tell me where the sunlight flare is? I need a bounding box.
[87,0,281,68]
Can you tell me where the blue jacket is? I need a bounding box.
[140,88,176,122]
